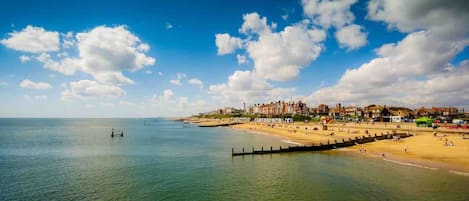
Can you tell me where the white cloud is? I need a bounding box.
[144,70,153,74]
[307,31,469,108]
[188,78,203,89]
[151,90,211,116]
[236,54,247,65]
[158,72,163,76]
[19,55,31,63]
[61,80,126,100]
[11,25,154,86]
[74,25,155,85]
[209,70,295,105]
[19,79,52,90]
[35,52,79,75]
[62,32,75,49]
[302,0,357,28]
[246,23,326,81]
[48,74,56,78]
[169,79,182,86]
[367,0,469,40]
[239,12,275,35]
[162,89,174,101]
[0,25,60,53]
[215,33,242,55]
[301,0,367,51]
[169,73,186,86]
[211,12,325,105]
[335,24,368,50]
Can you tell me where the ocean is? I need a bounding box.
[0,118,468,200]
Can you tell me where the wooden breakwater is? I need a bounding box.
[232,133,413,156]
[198,122,243,127]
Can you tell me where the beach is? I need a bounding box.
[190,118,469,173]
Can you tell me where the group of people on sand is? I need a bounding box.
[434,132,455,146]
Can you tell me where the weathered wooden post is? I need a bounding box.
[342,139,345,143]
[261,146,263,151]
[232,148,234,154]
[270,146,272,151]
[242,147,244,153]
[252,147,254,152]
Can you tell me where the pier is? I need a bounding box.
[232,133,413,156]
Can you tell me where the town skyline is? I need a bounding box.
[0,0,468,117]
[201,99,464,120]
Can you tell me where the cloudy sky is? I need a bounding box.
[0,0,468,117]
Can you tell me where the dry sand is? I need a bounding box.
[228,121,469,172]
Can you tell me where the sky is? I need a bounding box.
[0,0,468,117]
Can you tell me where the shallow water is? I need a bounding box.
[0,118,468,200]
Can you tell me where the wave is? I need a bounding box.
[449,170,469,177]
[383,158,438,170]
[282,140,304,146]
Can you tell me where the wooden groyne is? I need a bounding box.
[232,133,413,156]
[198,122,243,127]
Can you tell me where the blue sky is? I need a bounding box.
[0,0,468,117]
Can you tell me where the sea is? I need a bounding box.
[0,118,468,200]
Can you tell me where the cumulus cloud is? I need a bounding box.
[239,12,276,35]
[75,25,155,84]
[215,33,242,55]
[169,79,182,86]
[188,78,203,89]
[151,89,210,116]
[367,0,469,40]
[307,31,469,108]
[19,79,52,90]
[302,0,357,28]
[212,12,325,104]
[19,55,31,63]
[170,73,186,86]
[247,23,326,81]
[0,25,59,53]
[35,52,79,75]
[61,80,126,100]
[209,70,295,105]
[162,89,175,101]
[302,0,367,51]
[335,24,368,50]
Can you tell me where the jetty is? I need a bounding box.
[232,133,413,156]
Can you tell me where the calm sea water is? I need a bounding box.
[0,118,468,200]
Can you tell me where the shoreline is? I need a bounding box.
[219,121,469,175]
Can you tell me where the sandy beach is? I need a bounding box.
[191,118,469,173]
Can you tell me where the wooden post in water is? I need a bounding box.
[232,148,234,154]
[270,146,272,151]
[242,147,244,153]
[252,147,254,152]
[261,146,263,151]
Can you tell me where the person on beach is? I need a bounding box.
[404,146,408,153]
[382,153,385,158]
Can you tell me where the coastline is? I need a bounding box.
[190,118,469,175]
